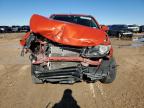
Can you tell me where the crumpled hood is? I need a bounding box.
[30,14,108,47]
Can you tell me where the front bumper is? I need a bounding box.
[32,56,102,66]
[32,57,115,83]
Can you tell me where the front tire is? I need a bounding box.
[118,33,122,39]
[31,64,43,84]
[100,57,116,84]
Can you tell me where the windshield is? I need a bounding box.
[111,25,128,30]
[128,25,138,27]
[119,25,128,29]
[52,15,99,28]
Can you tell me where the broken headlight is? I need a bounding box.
[82,45,111,57]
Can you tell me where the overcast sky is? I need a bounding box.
[0,0,144,26]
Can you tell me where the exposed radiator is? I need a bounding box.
[47,44,81,70]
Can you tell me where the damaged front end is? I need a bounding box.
[20,14,116,84]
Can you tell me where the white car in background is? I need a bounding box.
[128,25,139,33]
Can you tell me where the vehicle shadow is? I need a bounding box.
[52,89,80,108]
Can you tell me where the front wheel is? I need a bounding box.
[100,57,116,84]
[118,33,122,39]
[31,64,43,84]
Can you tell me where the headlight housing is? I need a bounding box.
[99,45,110,55]
[82,45,111,57]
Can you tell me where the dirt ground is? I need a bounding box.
[0,33,144,108]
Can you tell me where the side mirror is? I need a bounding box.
[101,25,109,32]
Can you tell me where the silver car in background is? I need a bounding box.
[128,25,139,33]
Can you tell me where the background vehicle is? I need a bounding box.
[20,14,116,84]
[0,26,5,33]
[0,26,11,33]
[128,24,139,33]
[11,26,21,32]
[20,25,30,32]
[108,24,133,38]
[139,25,144,33]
